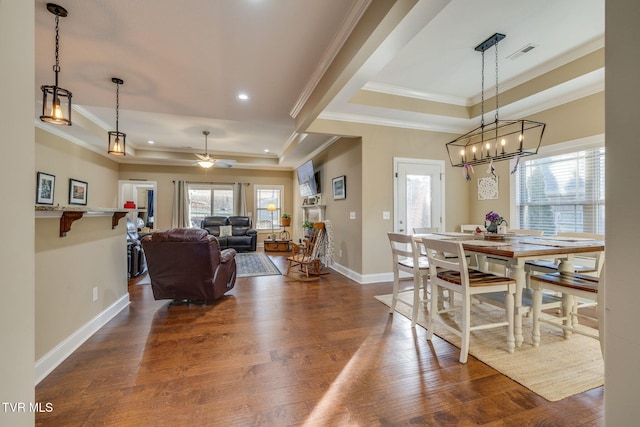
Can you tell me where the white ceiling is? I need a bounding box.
[34,0,604,170]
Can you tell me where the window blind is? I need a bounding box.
[515,146,605,235]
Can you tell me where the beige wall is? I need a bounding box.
[35,219,128,359]
[1,1,35,424]
[605,1,640,422]
[307,138,363,273]
[34,130,126,361]
[118,164,295,244]
[36,128,121,207]
[310,119,468,275]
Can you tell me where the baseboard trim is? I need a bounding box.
[330,263,394,284]
[35,294,130,385]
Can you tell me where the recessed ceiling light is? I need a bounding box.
[264,149,270,153]
[237,93,249,101]
[147,140,155,144]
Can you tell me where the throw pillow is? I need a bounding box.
[219,225,232,237]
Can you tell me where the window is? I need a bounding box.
[187,183,234,228]
[514,140,604,235]
[255,185,283,231]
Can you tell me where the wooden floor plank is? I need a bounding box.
[35,252,604,426]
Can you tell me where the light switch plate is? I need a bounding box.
[383,211,390,219]
[350,212,356,220]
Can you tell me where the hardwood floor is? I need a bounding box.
[35,253,603,426]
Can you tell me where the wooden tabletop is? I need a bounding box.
[420,234,604,258]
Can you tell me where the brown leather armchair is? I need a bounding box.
[141,228,236,303]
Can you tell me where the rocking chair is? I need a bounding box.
[285,222,329,281]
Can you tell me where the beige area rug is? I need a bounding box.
[375,291,603,401]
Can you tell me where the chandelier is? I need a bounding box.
[108,78,126,155]
[40,3,72,126]
[446,33,545,171]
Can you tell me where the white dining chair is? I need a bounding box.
[531,265,603,350]
[423,238,516,363]
[387,232,430,328]
[525,232,605,280]
[460,224,484,233]
[413,227,438,234]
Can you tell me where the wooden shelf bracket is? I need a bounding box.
[60,211,85,237]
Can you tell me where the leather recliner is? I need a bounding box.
[201,216,257,252]
[141,228,236,302]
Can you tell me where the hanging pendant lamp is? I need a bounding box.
[40,3,72,126]
[108,78,126,156]
[446,33,545,171]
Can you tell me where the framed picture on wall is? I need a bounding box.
[332,175,346,200]
[69,178,88,205]
[36,172,55,205]
[478,176,499,200]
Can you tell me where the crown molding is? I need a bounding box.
[362,82,469,106]
[317,111,467,134]
[289,0,372,119]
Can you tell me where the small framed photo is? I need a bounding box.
[478,176,499,200]
[332,175,346,200]
[69,179,88,205]
[36,172,55,205]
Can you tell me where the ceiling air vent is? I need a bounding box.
[507,44,537,60]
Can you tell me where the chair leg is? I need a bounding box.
[411,274,420,327]
[459,294,471,363]
[427,284,438,340]
[390,271,399,314]
[532,286,542,347]
[562,294,574,339]
[505,287,515,354]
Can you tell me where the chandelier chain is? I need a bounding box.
[480,50,485,128]
[115,82,120,131]
[54,11,60,76]
[495,40,499,123]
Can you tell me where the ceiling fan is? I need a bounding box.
[195,130,237,168]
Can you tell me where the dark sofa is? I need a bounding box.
[201,216,257,252]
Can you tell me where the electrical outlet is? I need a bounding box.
[92,287,98,302]
[339,249,343,258]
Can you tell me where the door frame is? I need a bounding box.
[393,157,446,233]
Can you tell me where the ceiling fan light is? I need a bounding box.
[198,160,214,168]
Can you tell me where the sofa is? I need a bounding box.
[201,216,257,252]
[141,228,236,302]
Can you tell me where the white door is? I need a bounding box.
[394,158,444,234]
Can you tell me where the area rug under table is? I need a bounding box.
[235,252,281,278]
[375,291,603,402]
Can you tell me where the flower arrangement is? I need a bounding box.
[485,211,508,233]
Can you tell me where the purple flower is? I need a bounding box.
[485,211,501,222]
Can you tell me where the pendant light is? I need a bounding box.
[108,78,126,156]
[445,33,545,172]
[40,3,72,126]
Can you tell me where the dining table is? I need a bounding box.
[417,233,605,348]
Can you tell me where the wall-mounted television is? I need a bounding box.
[297,159,318,197]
